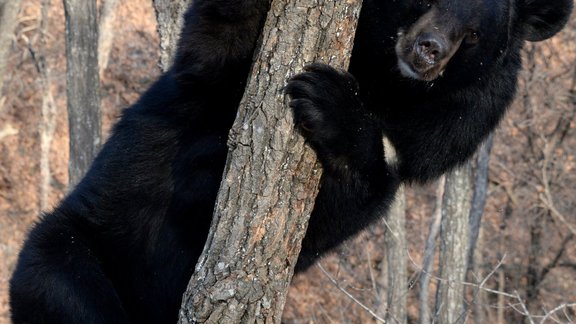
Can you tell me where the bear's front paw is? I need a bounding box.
[285,63,381,170]
[285,63,362,145]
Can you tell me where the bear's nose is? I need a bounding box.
[415,33,446,65]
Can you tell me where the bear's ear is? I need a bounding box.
[518,0,573,42]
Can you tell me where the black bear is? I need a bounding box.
[9,0,572,323]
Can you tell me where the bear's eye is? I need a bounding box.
[464,31,480,45]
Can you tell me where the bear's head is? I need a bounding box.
[394,0,573,82]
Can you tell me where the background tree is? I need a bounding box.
[98,0,119,76]
[379,141,408,323]
[152,0,191,71]
[34,0,56,212]
[435,164,472,324]
[63,0,100,186]
[0,0,20,88]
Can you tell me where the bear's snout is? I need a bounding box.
[395,28,463,82]
[415,33,446,65]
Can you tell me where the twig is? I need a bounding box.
[317,263,387,323]
[365,248,380,301]
[408,252,518,299]
[538,303,576,324]
[513,290,536,324]
[478,255,506,289]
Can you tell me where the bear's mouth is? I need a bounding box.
[397,57,445,82]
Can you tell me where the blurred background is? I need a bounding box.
[0,0,574,323]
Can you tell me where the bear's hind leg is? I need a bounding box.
[9,215,129,324]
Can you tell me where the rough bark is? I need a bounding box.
[0,0,20,88]
[435,164,472,324]
[178,0,362,323]
[63,0,101,187]
[151,0,192,71]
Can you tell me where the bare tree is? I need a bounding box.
[381,140,408,323]
[468,134,494,266]
[63,0,101,187]
[97,0,119,76]
[0,0,20,88]
[435,164,472,324]
[152,0,192,71]
[31,0,57,212]
[384,186,407,323]
[418,177,445,324]
[178,0,363,322]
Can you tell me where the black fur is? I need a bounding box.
[9,0,572,322]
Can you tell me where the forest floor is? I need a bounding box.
[1,1,575,323]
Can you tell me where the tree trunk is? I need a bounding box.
[151,0,192,71]
[468,134,493,267]
[97,0,119,76]
[37,0,57,212]
[435,163,471,324]
[178,0,362,322]
[418,176,445,324]
[380,140,407,323]
[0,0,20,88]
[468,135,493,324]
[472,225,487,324]
[383,185,407,323]
[63,0,101,187]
